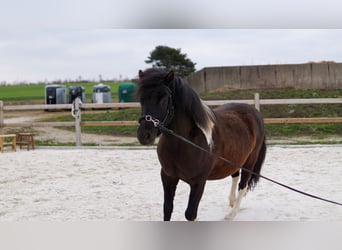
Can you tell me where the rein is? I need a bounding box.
[143,115,342,207]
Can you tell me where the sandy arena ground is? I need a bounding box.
[0,145,341,221]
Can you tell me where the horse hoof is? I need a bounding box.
[225,210,237,220]
[185,211,197,221]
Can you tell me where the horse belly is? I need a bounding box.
[207,145,253,180]
[207,163,238,180]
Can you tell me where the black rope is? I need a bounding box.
[146,116,342,207]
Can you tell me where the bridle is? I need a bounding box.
[138,86,174,129]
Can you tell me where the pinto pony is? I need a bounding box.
[137,68,266,221]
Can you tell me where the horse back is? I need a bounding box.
[214,103,264,138]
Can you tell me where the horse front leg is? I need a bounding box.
[185,181,206,221]
[161,169,179,221]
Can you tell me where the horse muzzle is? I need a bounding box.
[137,121,159,145]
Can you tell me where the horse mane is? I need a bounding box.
[171,76,216,146]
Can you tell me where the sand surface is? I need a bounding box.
[0,145,341,221]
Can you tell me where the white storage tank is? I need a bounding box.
[92,84,112,104]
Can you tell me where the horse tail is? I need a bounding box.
[248,137,267,191]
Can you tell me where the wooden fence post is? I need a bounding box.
[73,98,82,147]
[0,101,3,134]
[254,93,260,111]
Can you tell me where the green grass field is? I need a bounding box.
[0,84,45,102]
[0,81,125,103]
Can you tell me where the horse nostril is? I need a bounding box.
[137,125,156,145]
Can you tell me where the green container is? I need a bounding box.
[118,83,137,102]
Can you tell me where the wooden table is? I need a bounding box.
[16,133,35,150]
[0,134,17,153]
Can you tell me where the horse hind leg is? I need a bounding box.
[225,154,258,220]
[226,185,248,220]
[225,166,252,220]
[225,141,266,220]
[229,171,239,207]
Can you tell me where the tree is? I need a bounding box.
[145,45,196,77]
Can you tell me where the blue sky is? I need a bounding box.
[1,1,342,83]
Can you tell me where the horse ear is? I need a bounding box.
[165,70,174,83]
[139,70,144,79]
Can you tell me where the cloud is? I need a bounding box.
[2,29,342,83]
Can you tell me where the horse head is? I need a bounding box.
[136,69,175,145]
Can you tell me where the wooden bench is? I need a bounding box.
[16,133,35,151]
[0,134,17,153]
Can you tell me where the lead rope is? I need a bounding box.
[144,115,342,207]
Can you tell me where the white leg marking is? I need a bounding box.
[225,186,248,220]
[229,176,239,207]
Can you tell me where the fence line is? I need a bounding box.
[3,98,341,111]
[1,94,342,146]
